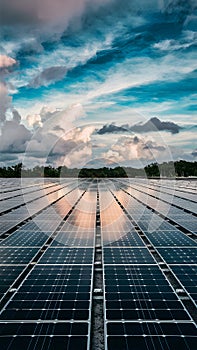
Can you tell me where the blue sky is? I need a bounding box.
[0,0,196,168]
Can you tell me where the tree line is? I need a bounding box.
[0,160,196,178]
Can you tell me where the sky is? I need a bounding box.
[0,0,197,169]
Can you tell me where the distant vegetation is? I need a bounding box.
[0,160,196,178]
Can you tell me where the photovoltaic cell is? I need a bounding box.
[157,248,197,264]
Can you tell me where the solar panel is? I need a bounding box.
[38,248,94,265]
[0,230,51,247]
[0,247,39,265]
[103,248,155,264]
[104,230,145,247]
[107,333,197,350]
[157,248,197,264]
[144,230,197,247]
[0,331,88,350]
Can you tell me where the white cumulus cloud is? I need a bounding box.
[0,55,16,69]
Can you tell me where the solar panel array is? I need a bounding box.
[0,178,197,349]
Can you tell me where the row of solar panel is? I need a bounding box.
[117,179,197,234]
[127,181,197,214]
[0,179,94,238]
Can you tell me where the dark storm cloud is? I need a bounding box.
[142,142,166,151]
[96,117,182,135]
[129,117,182,134]
[97,123,129,135]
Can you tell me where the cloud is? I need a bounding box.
[20,102,93,167]
[0,55,16,69]
[26,114,42,129]
[153,31,197,52]
[163,0,196,22]
[12,109,21,123]
[26,103,85,131]
[24,125,95,168]
[26,106,64,129]
[0,0,112,25]
[28,66,68,88]
[102,135,167,164]
[97,123,128,134]
[101,132,192,166]
[129,117,181,134]
[96,117,181,135]
[184,15,197,31]
[0,82,12,122]
[0,101,88,166]
[0,153,18,163]
[0,55,17,122]
[0,119,32,153]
